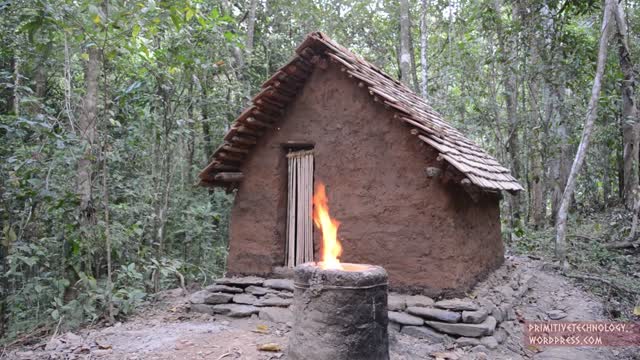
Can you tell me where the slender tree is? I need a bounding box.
[399,0,414,90]
[419,0,429,98]
[556,0,615,267]
[613,2,639,209]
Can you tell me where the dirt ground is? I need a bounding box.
[5,255,639,360]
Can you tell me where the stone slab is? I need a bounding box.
[263,279,294,292]
[425,316,496,338]
[189,290,209,304]
[212,304,259,317]
[215,276,265,287]
[388,294,407,311]
[233,293,259,305]
[205,284,244,294]
[388,311,424,326]
[258,294,292,307]
[245,286,270,296]
[434,299,479,311]
[405,295,435,308]
[204,292,234,304]
[462,309,488,324]
[407,307,461,323]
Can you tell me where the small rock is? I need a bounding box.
[480,336,498,349]
[405,295,435,308]
[401,326,447,343]
[407,307,461,323]
[62,332,83,346]
[547,310,567,320]
[233,293,259,305]
[246,286,271,296]
[204,292,234,304]
[263,279,294,292]
[494,328,508,344]
[205,284,244,293]
[461,309,488,324]
[45,338,62,351]
[491,306,504,323]
[471,345,488,354]
[388,294,407,311]
[455,337,481,347]
[216,276,265,287]
[496,285,515,302]
[499,303,514,321]
[425,316,496,338]
[212,304,259,317]
[258,293,292,307]
[259,307,293,323]
[435,299,479,311]
[388,311,424,326]
[190,304,216,315]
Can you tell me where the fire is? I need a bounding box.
[312,182,343,270]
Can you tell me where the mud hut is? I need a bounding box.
[199,32,523,295]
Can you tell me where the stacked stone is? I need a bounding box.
[189,276,293,324]
[387,295,504,350]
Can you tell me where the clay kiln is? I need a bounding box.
[288,262,389,360]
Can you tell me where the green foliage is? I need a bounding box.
[1,0,639,342]
[0,0,235,340]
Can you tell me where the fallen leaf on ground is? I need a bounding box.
[253,324,269,334]
[258,343,281,352]
[526,344,541,353]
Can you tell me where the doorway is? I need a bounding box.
[285,149,314,267]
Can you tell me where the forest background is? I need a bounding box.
[1,0,640,342]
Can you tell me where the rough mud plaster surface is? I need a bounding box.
[226,63,504,295]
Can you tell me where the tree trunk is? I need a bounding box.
[399,0,414,89]
[11,52,20,116]
[76,47,100,223]
[419,0,429,98]
[186,81,196,186]
[246,0,258,56]
[493,0,522,235]
[152,77,174,293]
[614,2,639,209]
[66,46,100,302]
[603,143,611,207]
[556,0,614,267]
[102,146,114,323]
[551,86,570,223]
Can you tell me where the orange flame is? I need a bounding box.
[312,182,343,270]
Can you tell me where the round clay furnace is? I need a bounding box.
[288,262,389,360]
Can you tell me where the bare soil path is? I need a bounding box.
[5,256,638,360]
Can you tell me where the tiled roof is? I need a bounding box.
[199,32,523,193]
